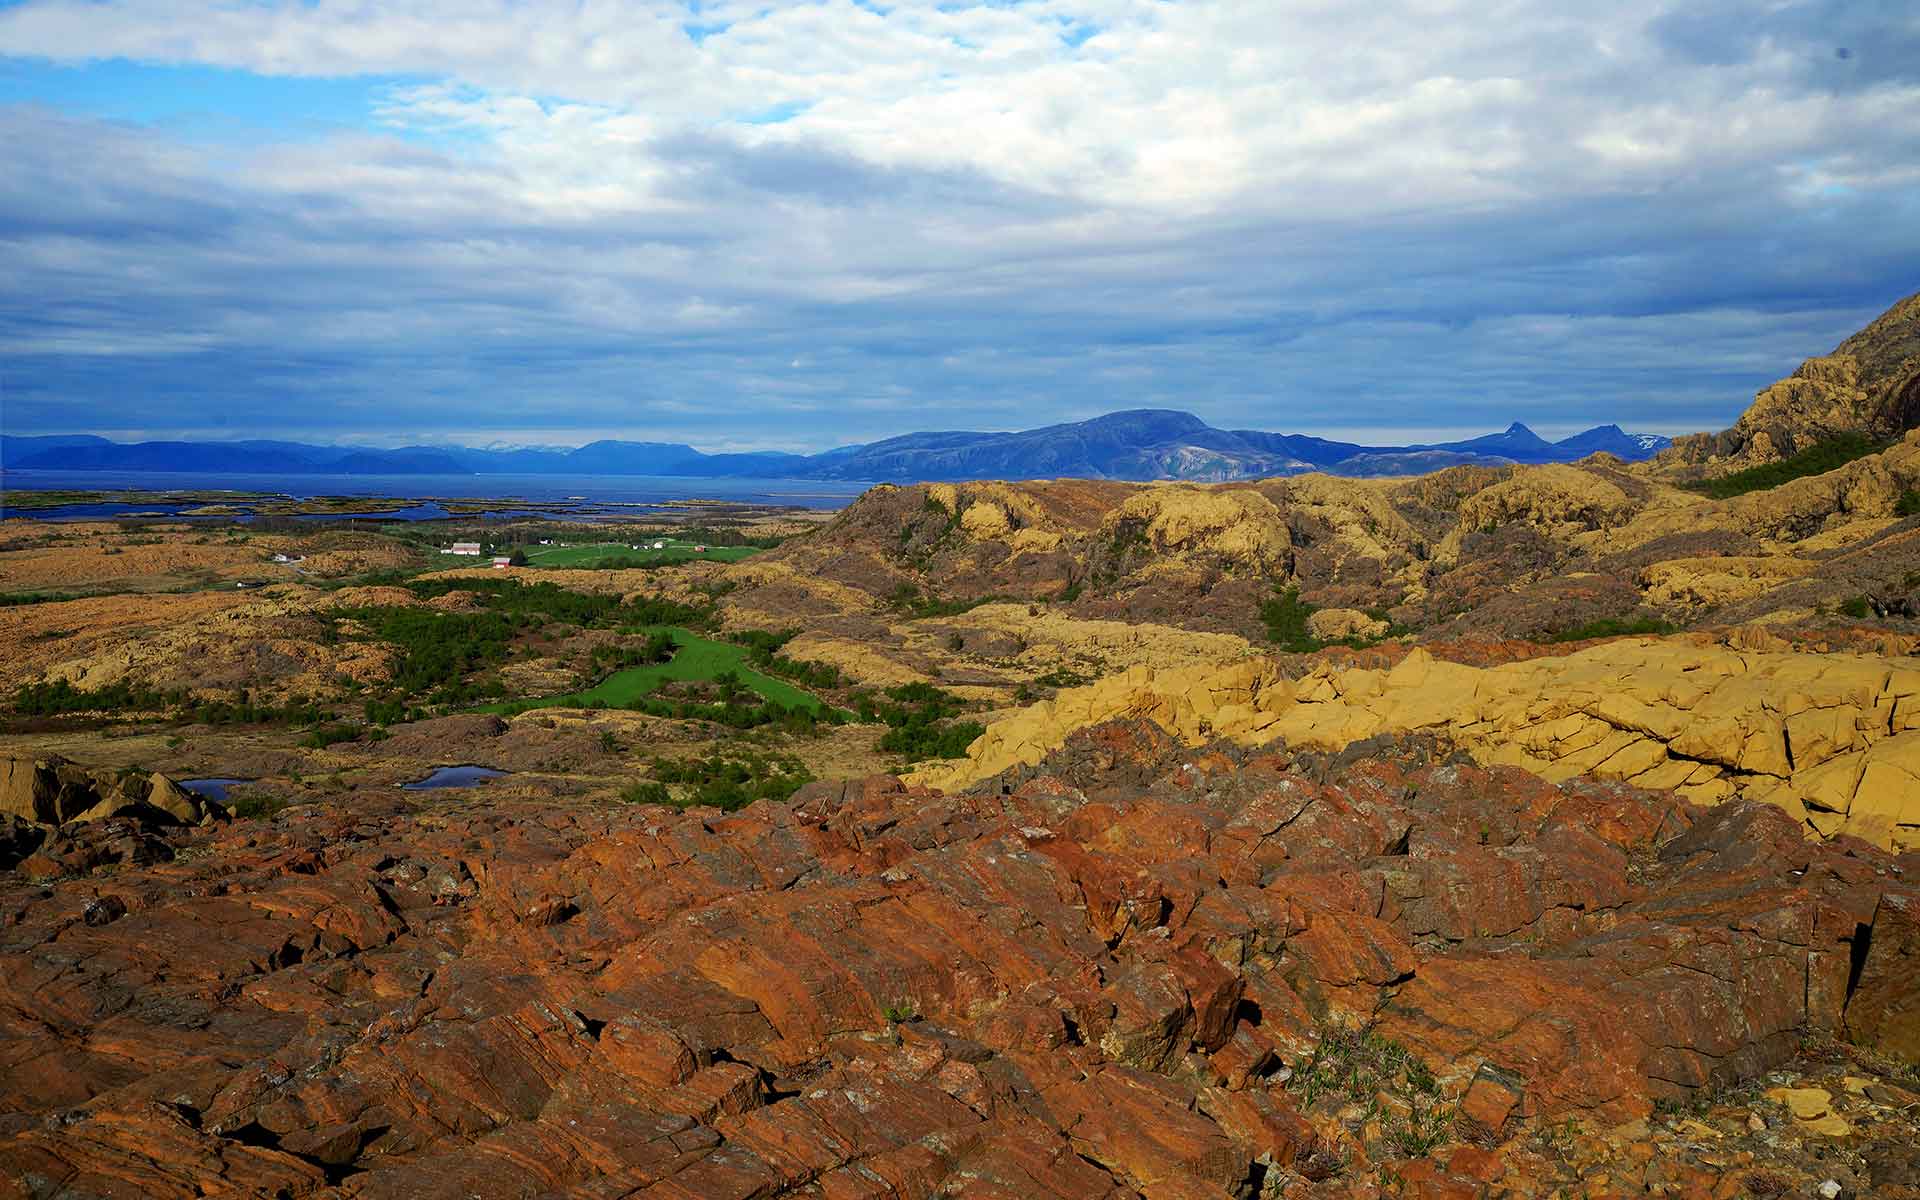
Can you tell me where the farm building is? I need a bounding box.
[449,542,483,556]
[491,556,513,569]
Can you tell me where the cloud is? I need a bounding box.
[0,1,1917,450]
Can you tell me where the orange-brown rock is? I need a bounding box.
[0,735,1914,1197]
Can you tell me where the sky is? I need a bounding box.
[1,1,1918,453]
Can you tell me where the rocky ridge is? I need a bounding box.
[729,429,1920,656]
[1662,291,1920,475]
[911,635,1920,851]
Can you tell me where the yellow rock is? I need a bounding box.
[1785,707,1862,770]
[1801,1113,1851,1138]
[911,633,1920,846]
[1795,752,1867,814]
[1108,486,1291,571]
[1765,1087,1831,1120]
[1306,608,1389,643]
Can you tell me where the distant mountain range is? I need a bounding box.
[0,411,1671,484]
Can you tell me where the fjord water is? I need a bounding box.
[1,469,871,518]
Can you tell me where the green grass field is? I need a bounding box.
[478,626,828,716]
[522,541,759,568]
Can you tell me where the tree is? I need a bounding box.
[507,548,529,567]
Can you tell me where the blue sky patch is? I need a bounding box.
[0,56,409,140]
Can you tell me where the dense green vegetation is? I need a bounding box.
[0,592,83,607]
[1838,595,1873,619]
[1897,488,1920,517]
[1546,615,1679,642]
[300,723,370,749]
[590,631,679,673]
[335,607,525,704]
[340,579,716,709]
[627,750,815,810]
[11,679,177,716]
[1260,585,1401,653]
[1681,433,1890,499]
[524,540,760,569]
[1261,585,1321,652]
[405,576,709,627]
[854,682,985,760]
[730,628,848,690]
[11,678,334,726]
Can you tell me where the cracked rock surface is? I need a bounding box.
[1,728,1915,1198]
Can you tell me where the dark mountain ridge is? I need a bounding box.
[2,411,1671,483]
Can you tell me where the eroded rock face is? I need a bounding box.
[916,638,1920,849]
[0,739,1913,1198]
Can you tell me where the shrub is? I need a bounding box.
[853,682,982,760]
[1897,488,1920,517]
[618,781,671,805]
[12,678,180,716]
[228,792,294,820]
[645,751,814,809]
[339,578,712,706]
[299,723,362,748]
[1681,433,1889,499]
[1546,615,1678,643]
[1838,595,1872,619]
[886,583,1003,619]
[1290,1024,1455,1160]
[1261,585,1320,652]
[0,592,82,607]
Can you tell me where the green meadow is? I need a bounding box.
[523,541,759,568]
[478,626,829,716]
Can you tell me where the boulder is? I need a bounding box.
[0,755,212,830]
[1846,890,1920,1063]
[1306,607,1389,643]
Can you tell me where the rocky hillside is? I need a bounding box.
[729,430,1920,652]
[1,732,1915,1197]
[722,289,1920,654]
[1663,290,1920,474]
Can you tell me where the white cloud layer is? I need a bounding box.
[1,0,1917,447]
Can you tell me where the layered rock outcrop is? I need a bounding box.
[0,754,214,829]
[1,739,1914,1198]
[914,639,1920,849]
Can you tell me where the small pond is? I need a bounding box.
[401,765,509,790]
[178,778,250,803]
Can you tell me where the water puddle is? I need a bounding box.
[400,765,509,791]
[178,778,250,803]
